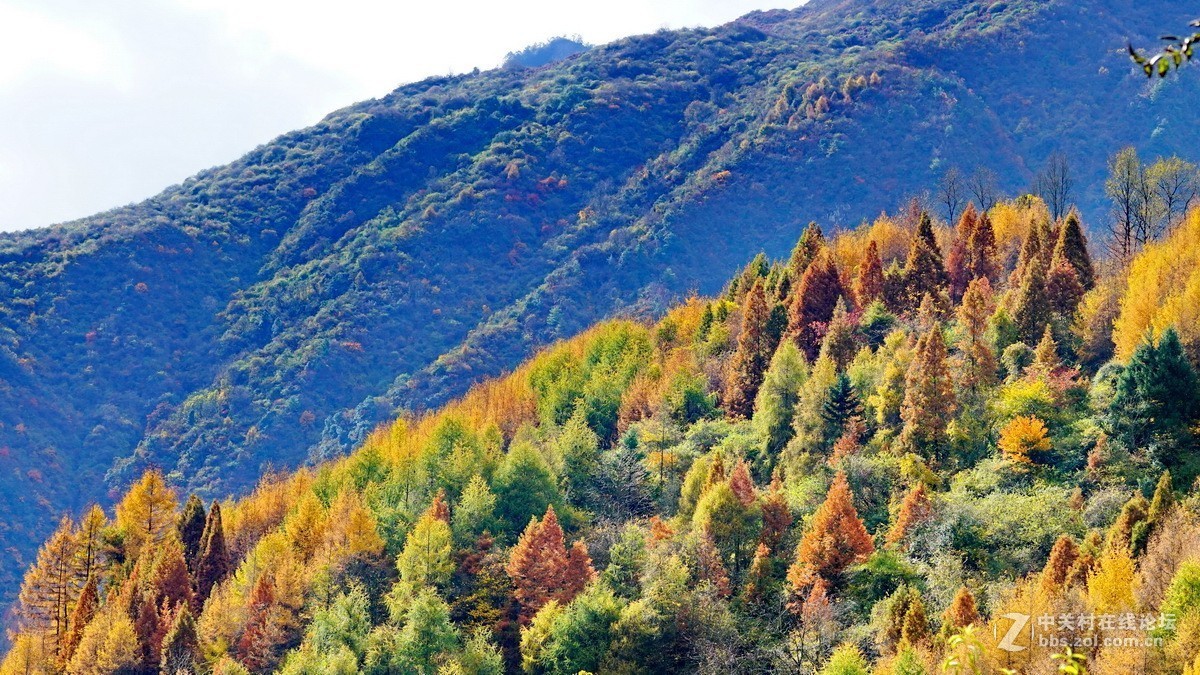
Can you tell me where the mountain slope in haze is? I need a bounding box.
[1,0,1198,609]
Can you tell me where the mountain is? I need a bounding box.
[1,0,1198,614]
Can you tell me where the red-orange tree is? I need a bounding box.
[787,471,874,591]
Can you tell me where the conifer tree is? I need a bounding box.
[693,479,760,578]
[1011,248,1052,344]
[195,501,229,603]
[855,240,885,306]
[942,586,980,633]
[16,515,78,653]
[947,203,978,300]
[177,495,207,572]
[562,540,597,603]
[1031,325,1060,374]
[1109,328,1200,481]
[695,532,732,598]
[956,277,998,404]
[160,606,200,675]
[728,460,757,508]
[789,222,826,280]
[885,484,932,550]
[821,373,863,445]
[903,212,948,310]
[59,573,97,668]
[74,504,106,589]
[506,506,592,623]
[1040,534,1080,593]
[725,281,775,419]
[426,489,451,523]
[116,469,178,562]
[237,575,283,673]
[742,542,773,604]
[1132,470,1176,553]
[753,341,808,460]
[818,298,858,370]
[758,478,793,552]
[149,535,194,612]
[453,474,497,543]
[966,211,999,284]
[899,597,930,649]
[878,586,923,654]
[398,510,454,588]
[788,471,873,589]
[789,250,845,360]
[1051,211,1095,291]
[1045,256,1085,318]
[899,326,956,463]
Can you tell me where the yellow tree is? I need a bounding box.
[115,469,178,561]
[16,515,78,657]
[998,415,1051,464]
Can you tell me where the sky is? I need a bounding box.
[0,0,791,232]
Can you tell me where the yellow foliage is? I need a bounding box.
[830,213,912,274]
[1112,208,1200,360]
[1087,545,1138,614]
[284,492,328,560]
[114,469,177,560]
[997,415,1051,464]
[322,489,384,561]
[224,470,313,561]
[985,577,1051,668]
[988,196,1050,271]
[66,607,139,675]
[0,633,49,675]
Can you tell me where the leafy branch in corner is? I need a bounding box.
[1129,20,1200,77]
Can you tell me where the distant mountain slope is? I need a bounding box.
[0,0,1197,610]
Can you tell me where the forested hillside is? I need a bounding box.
[1,0,1199,624]
[8,192,1200,673]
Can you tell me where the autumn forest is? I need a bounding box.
[6,139,1200,675]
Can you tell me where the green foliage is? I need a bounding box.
[536,586,624,675]
[492,441,565,536]
[1107,328,1200,482]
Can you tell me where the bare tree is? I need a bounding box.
[1034,151,1073,221]
[1133,160,1161,246]
[938,166,966,226]
[1105,147,1142,262]
[1149,155,1198,233]
[969,167,1000,212]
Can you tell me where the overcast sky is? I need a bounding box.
[0,0,791,232]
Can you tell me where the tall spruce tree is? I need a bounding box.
[789,222,826,280]
[177,495,207,573]
[725,281,776,419]
[1109,328,1200,483]
[947,203,978,300]
[903,212,948,310]
[956,277,998,405]
[195,502,229,603]
[1011,238,1053,344]
[821,373,863,445]
[900,326,957,463]
[966,211,1000,284]
[1052,211,1095,291]
[788,250,844,360]
[855,240,885,307]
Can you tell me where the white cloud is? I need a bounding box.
[0,0,791,231]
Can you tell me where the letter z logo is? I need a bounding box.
[996,612,1030,652]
